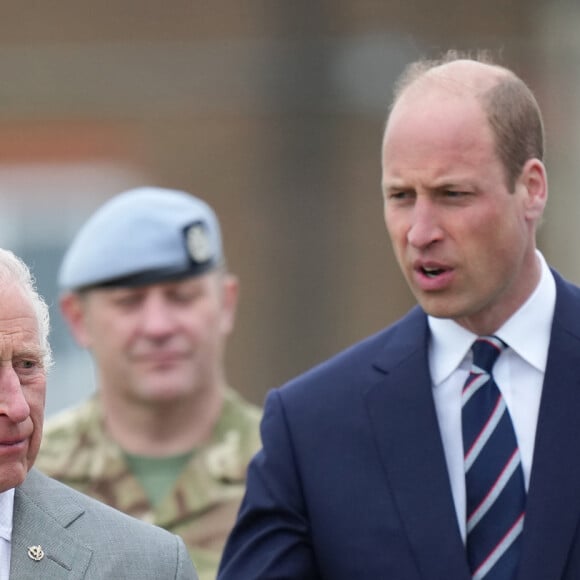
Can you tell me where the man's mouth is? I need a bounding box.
[421,266,446,278]
[0,437,26,448]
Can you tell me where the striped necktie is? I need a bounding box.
[461,336,526,580]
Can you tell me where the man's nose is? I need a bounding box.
[406,199,443,249]
[139,296,178,336]
[0,366,30,423]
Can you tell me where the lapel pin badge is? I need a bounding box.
[27,545,44,561]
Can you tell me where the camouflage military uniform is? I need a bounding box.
[37,388,262,580]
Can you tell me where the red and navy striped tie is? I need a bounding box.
[461,336,526,580]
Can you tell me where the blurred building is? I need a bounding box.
[0,1,578,415]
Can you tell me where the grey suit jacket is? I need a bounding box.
[10,468,198,579]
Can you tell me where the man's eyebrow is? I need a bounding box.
[382,182,411,193]
[16,346,44,359]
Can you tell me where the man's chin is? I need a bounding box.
[137,385,191,404]
[0,462,28,492]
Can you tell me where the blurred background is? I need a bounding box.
[1,1,580,416]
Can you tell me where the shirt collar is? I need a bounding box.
[0,488,14,541]
[428,250,556,386]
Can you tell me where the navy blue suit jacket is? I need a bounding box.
[219,271,580,579]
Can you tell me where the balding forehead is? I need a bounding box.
[411,59,511,98]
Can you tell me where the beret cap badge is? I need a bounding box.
[185,221,213,264]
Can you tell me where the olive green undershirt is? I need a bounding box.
[124,450,194,507]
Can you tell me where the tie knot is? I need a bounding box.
[471,335,506,374]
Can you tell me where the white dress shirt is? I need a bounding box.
[0,488,14,579]
[428,251,555,542]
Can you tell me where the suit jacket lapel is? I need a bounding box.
[11,471,93,579]
[517,273,580,580]
[363,308,471,580]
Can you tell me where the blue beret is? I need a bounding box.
[59,187,224,291]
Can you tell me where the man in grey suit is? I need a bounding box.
[0,246,198,579]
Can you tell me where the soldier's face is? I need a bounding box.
[63,271,238,405]
[0,283,46,491]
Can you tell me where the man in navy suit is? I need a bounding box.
[219,51,580,579]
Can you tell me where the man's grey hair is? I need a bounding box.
[0,248,53,369]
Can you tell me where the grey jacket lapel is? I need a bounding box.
[10,470,93,579]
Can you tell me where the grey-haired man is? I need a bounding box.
[37,187,261,580]
[0,246,197,579]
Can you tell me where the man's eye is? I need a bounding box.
[172,291,202,304]
[15,359,42,373]
[114,295,141,307]
[389,190,413,200]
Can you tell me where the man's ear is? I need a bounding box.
[220,274,239,336]
[60,292,92,348]
[519,158,548,221]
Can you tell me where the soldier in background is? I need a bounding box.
[36,187,262,580]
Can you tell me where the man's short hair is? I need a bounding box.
[388,49,545,191]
